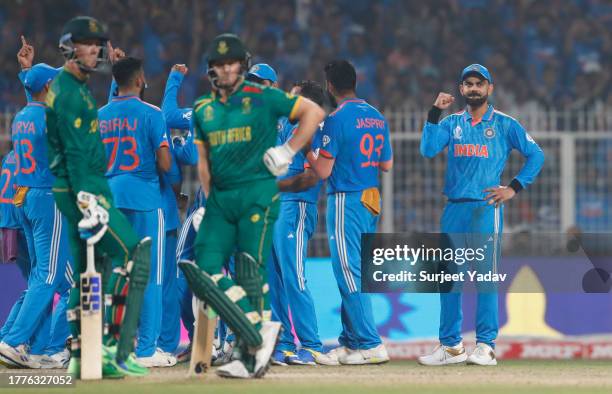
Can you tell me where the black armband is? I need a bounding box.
[508,179,523,194]
[427,106,442,124]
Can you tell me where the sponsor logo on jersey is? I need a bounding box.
[454,143,489,158]
[322,135,331,147]
[453,125,462,140]
[484,127,495,138]
[182,111,192,120]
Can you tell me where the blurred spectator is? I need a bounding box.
[0,0,609,116]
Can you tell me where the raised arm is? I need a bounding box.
[162,65,193,130]
[420,92,453,158]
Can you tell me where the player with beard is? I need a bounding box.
[418,64,545,366]
[98,57,173,367]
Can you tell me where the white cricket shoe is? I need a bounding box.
[340,344,390,365]
[31,349,70,369]
[253,321,281,377]
[216,359,251,379]
[417,343,467,366]
[323,346,350,365]
[0,342,41,369]
[136,349,177,367]
[301,348,339,366]
[467,343,497,366]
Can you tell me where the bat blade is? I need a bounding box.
[188,301,217,377]
[80,271,102,380]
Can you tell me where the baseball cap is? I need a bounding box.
[248,63,278,83]
[461,64,493,83]
[24,63,61,93]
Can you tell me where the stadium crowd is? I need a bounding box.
[0,0,610,114]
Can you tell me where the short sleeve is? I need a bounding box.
[264,86,301,121]
[314,116,340,159]
[149,110,169,149]
[192,108,207,145]
[380,121,393,162]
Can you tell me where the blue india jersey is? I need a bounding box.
[0,151,20,229]
[98,95,169,211]
[420,105,545,200]
[11,102,54,188]
[277,117,322,203]
[314,98,392,194]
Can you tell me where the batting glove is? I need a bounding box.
[192,207,205,231]
[263,143,296,176]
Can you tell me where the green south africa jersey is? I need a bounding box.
[45,68,107,187]
[193,80,300,190]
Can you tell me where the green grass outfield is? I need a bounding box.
[2,360,612,394]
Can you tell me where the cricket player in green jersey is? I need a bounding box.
[183,33,324,378]
[45,16,151,378]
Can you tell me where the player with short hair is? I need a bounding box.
[307,59,392,365]
[269,80,334,366]
[183,33,324,378]
[418,64,544,366]
[98,56,173,367]
[44,16,152,378]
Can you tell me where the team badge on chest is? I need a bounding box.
[453,126,462,140]
[484,127,495,138]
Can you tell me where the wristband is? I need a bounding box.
[427,106,442,124]
[508,179,523,194]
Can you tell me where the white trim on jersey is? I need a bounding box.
[176,209,197,276]
[157,208,165,285]
[493,205,500,275]
[65,260,74,287]
[46,205,62,285]
[335,193,357,293]
[296,201,307,291]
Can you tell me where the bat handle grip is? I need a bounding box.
[86,241,96,274]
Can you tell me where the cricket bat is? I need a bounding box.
[80,240,103,380]
[188,299,217,376]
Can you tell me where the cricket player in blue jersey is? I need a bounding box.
[98,57,172,367]
[268,80,335,366]
[308,60,392,365]
[157,64,200,357]
[0,46,73,369]
[418,64,545,366]
[0,150,37,368]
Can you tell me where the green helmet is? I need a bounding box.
[59,16,110,73]
[207,33,250,66]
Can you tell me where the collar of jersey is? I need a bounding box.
[27,101,46,108]
[462,104,495,123]
[112,95,140,101]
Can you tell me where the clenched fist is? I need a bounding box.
[172,64,189,75]
[433,93,455,110]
